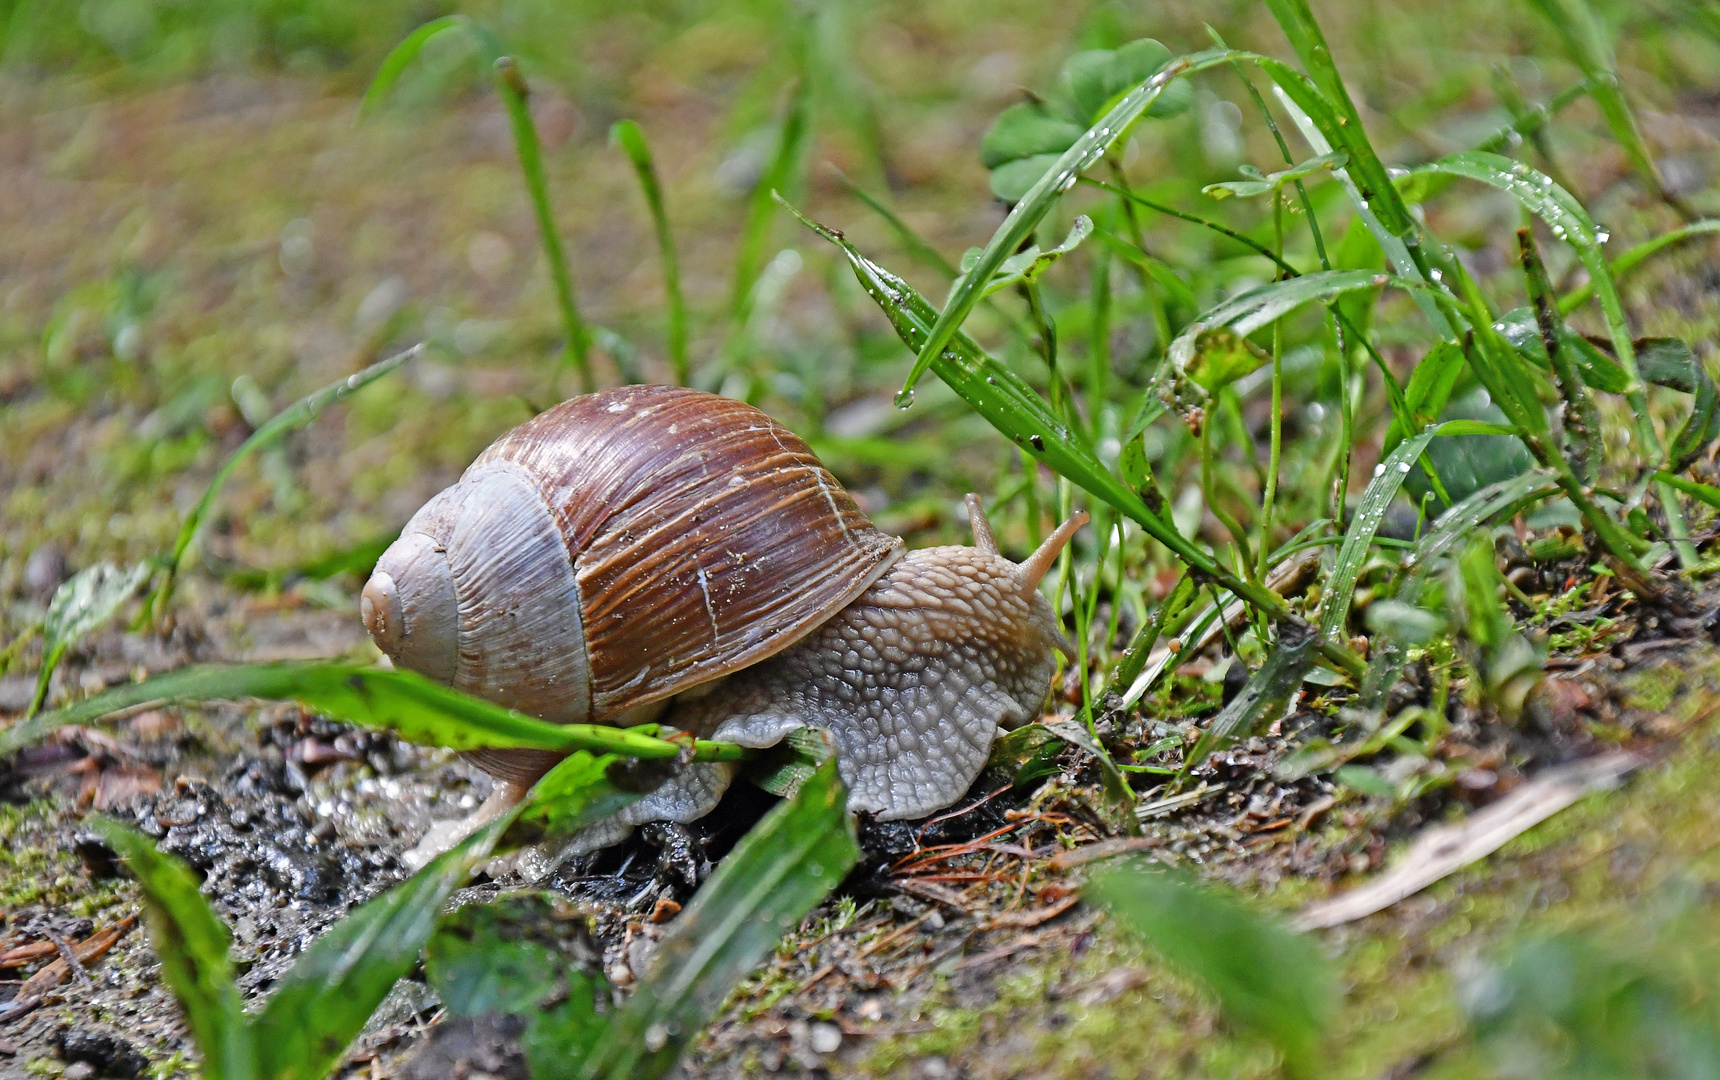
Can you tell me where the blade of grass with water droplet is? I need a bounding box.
[0,662,749,763]
[1559,220,1720,314]
[785,198,1368,679]
[576,758,859,1080]
[88,817,255,1080]
[901,47,1242,398]
[1423,152,1693,561]
[611,120,688,384]
[1320,423,1456,642]
[144,344,421,624]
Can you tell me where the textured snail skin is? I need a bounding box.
[666,544,1071,820]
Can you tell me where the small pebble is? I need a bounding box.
[809,1023,842,1055]
[22,543,65,597]
[63,1064,96,1080]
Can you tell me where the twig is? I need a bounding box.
[1292,751,1640,930]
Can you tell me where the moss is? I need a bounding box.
[0,801,130,914]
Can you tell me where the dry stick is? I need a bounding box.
[1293,751,1639,929]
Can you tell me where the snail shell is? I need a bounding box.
[362,386,902,759]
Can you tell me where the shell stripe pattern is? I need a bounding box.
[473,385,903,719]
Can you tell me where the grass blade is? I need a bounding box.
[515,750,643,833]
[28,561,151,716]
[1319,424,1448,642]
[253,815,516,1080]
[1260,0,1417,242]
[1181,620,1318,776]
[1523,0,1682,212]
[785,197,1366,678]
[1560,220,1720,314]
[88,817,255,1080]
[577,757,860,1080]
[0,662,749,763]
[1087,863,1335,1078]
[611,119,688,384]
[900,47,1240,400]
[1421,154,1652,430]
[732,77,809,329]
[145,344,421,623]
[1518,227,1600,479]
[787,204,1295,623]
[1407,470,1562,574]
[1423,151,1694,561]
[489,53,591,392]
[357,15,467,118]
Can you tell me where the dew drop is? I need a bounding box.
[894,386,916,410]
[1373,463,1387,477]
[1397,461,1411,472]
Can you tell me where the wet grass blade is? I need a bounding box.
[1424,151,1693,561]
[577,757,860,1080]
[1408,470,1562,574]
[1560,220,1720,314]
[144,344,421,623]
[786,197,1366,678]
[253,815,516,1080]
[786,202,1317,635]
[88,816,255,1080]
[1260,0,1417,243]
[1181,620,1318,776]
[1319,424,1445,642]
[611,120,688,384]
[0,662,748,763]
[1518,228,1600,478]
[1087,862,1335,1078]
[515,750,643,833]
[1421,154,1652,433]
[900,47,1238,400]
[1173,270,1400,350]
[28,561,151,716]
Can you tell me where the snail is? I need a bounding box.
[361,385,1084,861]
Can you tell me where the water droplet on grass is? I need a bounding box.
[894,387,915,409]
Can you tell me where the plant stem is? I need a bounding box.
[1259,194,1285,587]
[493,57,591,393]
[611,120,688,384]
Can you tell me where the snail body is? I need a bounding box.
[362,385,1081,843]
